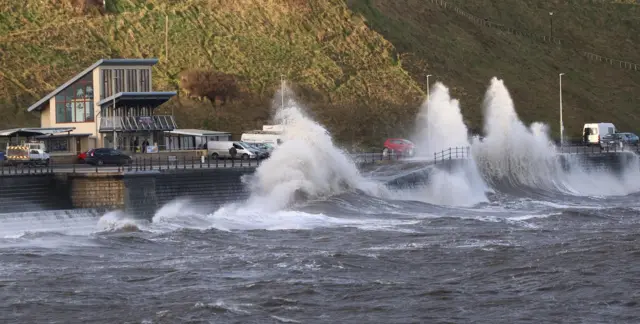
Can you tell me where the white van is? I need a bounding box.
[240,131,283,146]
[583,123,616,145]
[207,141,258,159]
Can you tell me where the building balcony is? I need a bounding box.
[99,115,177,132]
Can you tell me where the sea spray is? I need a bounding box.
[401,82,489,206]
[96,210,145,232]
[471,77,561,190]
[242,95,390,211]
[472,77,640,196]
[206,86,390,230]
[413,82,470,157]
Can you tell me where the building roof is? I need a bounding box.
[0,127,76,137]
[97,91,176,107]
[34,133,92,139]
[26,58,160,112]
[165,129,231,137]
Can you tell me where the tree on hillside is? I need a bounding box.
[179,69,241,107]
[67,0,107,15]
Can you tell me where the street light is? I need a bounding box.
[426,74,433,101]
[549,12,554,40]
[559,72,565,146]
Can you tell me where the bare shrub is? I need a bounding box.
[179,69,241,106]
[66,0,106,15]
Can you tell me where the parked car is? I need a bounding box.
[583,122,616,145]
[84,148,132,166]
[246,143,271,159]
[383,138,415,157]
[599,133,626,150]
[77,151,88,163]
[207,141,261,160]
[617,132,639,146]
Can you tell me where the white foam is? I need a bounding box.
[413,82,470,157]
[405,82,489,206]
[472,77,640,197]
[96,210,147,232]
[245,96,389,212]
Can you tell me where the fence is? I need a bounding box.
[434,146,471,163]
[556,144,640,154]
[426,0,639,71]
[0,147,476,176]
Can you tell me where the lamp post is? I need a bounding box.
[426,74,433,101]
[112,72,117,149]
[549,12,554,40]
[559,72,564,146]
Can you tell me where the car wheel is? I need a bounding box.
[241,153,250,160]
[211,153,219,160]
[97,159,104,166]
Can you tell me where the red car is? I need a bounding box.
[383,138,415,157]
[77,151,88,163]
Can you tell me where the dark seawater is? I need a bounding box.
[1,192,640,324]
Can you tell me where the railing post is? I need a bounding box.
[183,155,186,170]
[191,156,194,169]
[150,156,153,170]
[434,152,437,164]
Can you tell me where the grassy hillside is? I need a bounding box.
[0,0,423,148]
[348,0,640,138]
[1,0,638,147]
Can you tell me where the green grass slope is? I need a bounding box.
[1,0,638,146]
[0,0,424,148]
[348,0,640,138]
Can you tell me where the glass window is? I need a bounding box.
[102,69,112,98]
[55,74,95,123]
[140,69,150,92]
[126,69,138,92]
[114,69,125,93]
[47,138,69,152]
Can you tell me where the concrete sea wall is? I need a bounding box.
[0,153,637,217]
[124,168,253,218]
[0,174,72,213]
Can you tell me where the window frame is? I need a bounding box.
[55,74,95,124]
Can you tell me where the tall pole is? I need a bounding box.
[549,12,554,40]
[559,72,564,146]
[426,74,432,101]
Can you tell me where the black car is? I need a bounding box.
[85,148,132,166]
[600,133,626,150]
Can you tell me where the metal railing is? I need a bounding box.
[2,144,638,176]
[557,144,640,154]
[0,147,473,176]
[99,115,177,131]
[434,146,471,163]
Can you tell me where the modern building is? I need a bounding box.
[25,58,177,154]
